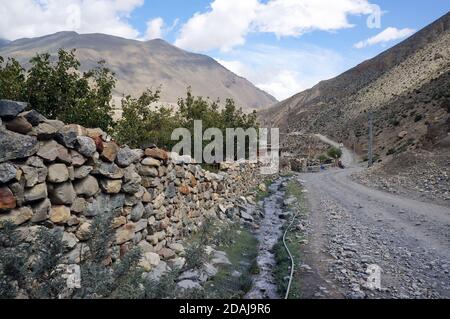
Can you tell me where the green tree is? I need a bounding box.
[0,56,26,101]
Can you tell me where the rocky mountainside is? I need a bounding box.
[259,12,450,161]
[0,32,276,111]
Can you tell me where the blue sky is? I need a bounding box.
[1,0,449,100]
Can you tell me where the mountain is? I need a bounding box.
[0,32,277,111]
[0,39,10,48]
[259,12,450,160]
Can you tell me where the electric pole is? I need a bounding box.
[368,112,374,168]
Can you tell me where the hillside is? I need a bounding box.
[0,32,277,111]
[259,12,450,160]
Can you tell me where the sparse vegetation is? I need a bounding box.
[273,179,305,299]
[327,147,342,159]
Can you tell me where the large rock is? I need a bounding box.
[8,183,24,207]
[141,157,161,167]
[37,140,71,163]
[116,223,135,244]
[75,136,96,157]
[0,100,27,118]
[122,165,141,194]
[116,146,142,167]
[75,222,91,241]
[0,128,39,163]
[55,125,85,148]
[0,187,16,210]
[85,193,125,217]
[0,163,18,183]
[5,116,33,134]
[24,183,47,203]
[22,110,46,126]
[49,205,71,224]
[73,165,92,179]
[74,176,99,197]
[101,141,119,162]
[99,179,122,194]
[47,164,69,183]
[30,122,58,140]
[139,252,160,271]
[145,148,168,161]
[62,232,79,249]
[130,202,145,222]
[70,197,88,214]
[48,182,76,205]
[95,161,123,179]
[0,206,33,225]
[70,150,86,167]
[21,165,47,187]
[139,166,158,177]
[31,198,51,223]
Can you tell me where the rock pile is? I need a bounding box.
[0,100,263,272]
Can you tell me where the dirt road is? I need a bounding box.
[298,136,450,299]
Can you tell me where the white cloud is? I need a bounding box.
[354,27,416,48]
[175,0,379,52]
[143,17,164,40]
[175,0,259,52]
[0,0,145,41]
[215,44,346,100]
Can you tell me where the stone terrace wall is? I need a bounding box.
[0,100,262,269]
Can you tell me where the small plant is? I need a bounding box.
[414,114,423,122]
[327,147,342,159]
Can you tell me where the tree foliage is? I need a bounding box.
[0,49,115,132]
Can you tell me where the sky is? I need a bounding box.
[0,0,449,101]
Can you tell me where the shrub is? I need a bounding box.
[327,147,342,159]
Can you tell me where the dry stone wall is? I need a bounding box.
[0,100,263,269]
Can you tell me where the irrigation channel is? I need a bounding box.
[245,176,299,299]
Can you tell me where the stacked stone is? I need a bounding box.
[0,99,264,273]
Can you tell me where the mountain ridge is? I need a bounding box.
[0,31,277,111]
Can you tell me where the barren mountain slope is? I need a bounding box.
[0,32,277,111]
[259,12,449,157]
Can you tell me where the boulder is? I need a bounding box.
[0,127,39,163]
[70,197,88,214]
[179,185,190,195]
[73,165,92,179]
[24,183,47,203]
[0,100,27,118]
[22,110,46,126]
[168,243,185,254]
[85,193,125,217]
[130,202,145,222]
[116,146,142,167]
[70,150,86,167]
[139,166,158,177]
[76,222,91,241]
[21,165,47,187]
[112,216,127,228]
[8,183,24,207]
[55,124,85,148]
[99,179,122,194]
[158,247,176,260]
[29,122,58,140]
[145,148,168,161]
[116,223,136,244]
[37,140,71,163]
[49,205,71,224]
[122,165,141,194]
[74,176,99,197]
[5,116,33,134]
[75,136,96,157]
[31,198,51,223]
[0,163,18,184]
[101,141,119,162]
[0,206,33,225]
[95,161,123,179]
[398,131,408,139]
[62,232,79,249]
[0,187,16,210]
[47,164,69,183]
[135,218,148,232]
[48,182,76,205]
[139,252,160,271]
[141,157,161,167]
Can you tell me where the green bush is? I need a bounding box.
[0,49,115,132]
[327,147,342,159]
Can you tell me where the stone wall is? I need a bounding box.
[0,100,263,270]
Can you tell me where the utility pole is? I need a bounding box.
[368,112,374,168]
